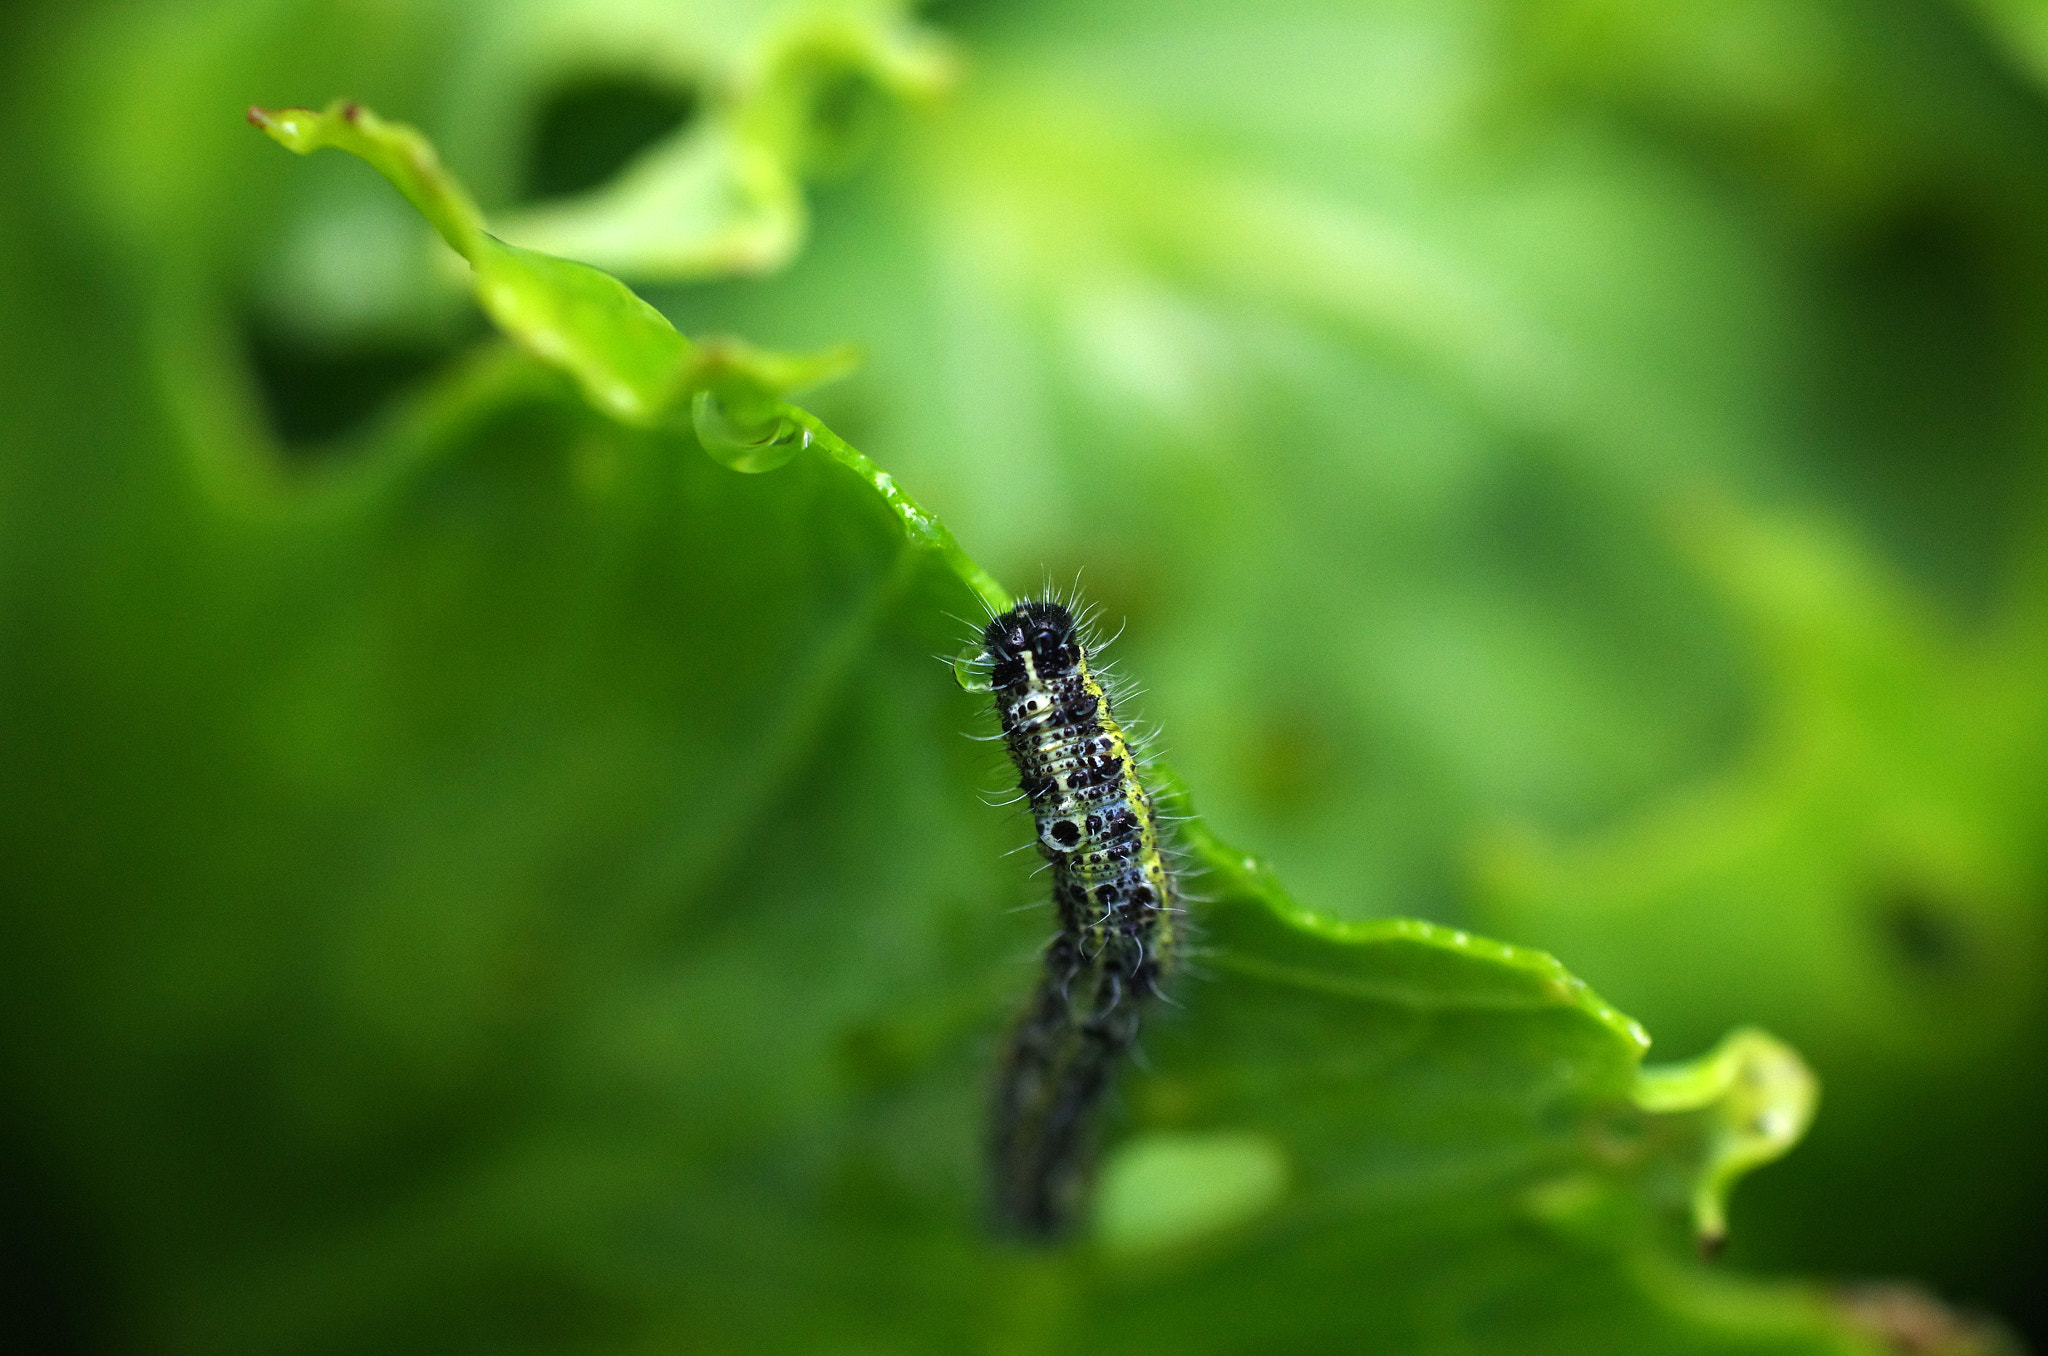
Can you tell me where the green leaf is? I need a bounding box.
[2,7,2028,1356]
[1477,502,2048,1300]
[1633,1027,1819,1252]
[491,3,957,279]
[250,99,856,429]
[657,5,2048,1331]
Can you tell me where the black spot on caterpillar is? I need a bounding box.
[973,597,1180,1240]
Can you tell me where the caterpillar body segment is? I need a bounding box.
[979,599,1179,1239]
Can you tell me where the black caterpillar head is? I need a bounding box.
[983,601,1083,688]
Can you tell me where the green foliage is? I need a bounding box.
[2,1,2044,1354]
[251,99,860,432]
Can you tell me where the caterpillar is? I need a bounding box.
[975,598,1180,1240]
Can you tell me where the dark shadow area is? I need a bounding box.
[241,311,481,455]
[0,1115,112,1356]
[1806,198,2035,617]
[522,77,698,204]
[796,69,889,176]
[1874,883,1972,980]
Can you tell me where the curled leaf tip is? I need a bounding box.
[252,100,864,452]
[1634,1027,1818,1248]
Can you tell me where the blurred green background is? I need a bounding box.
[4,0,2047,1352]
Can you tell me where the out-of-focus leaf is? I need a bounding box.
[1954,0,2048,97]
[490,1,957,279]
[7,0,2047,1350]
[0,69,1894,1354]
[55,0,953,361]
[662,0,1802,924]
[1479,504,2048,1304]
[210,118,1864,1353]
[250,99,856,429]
[659,2,2048,1333]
